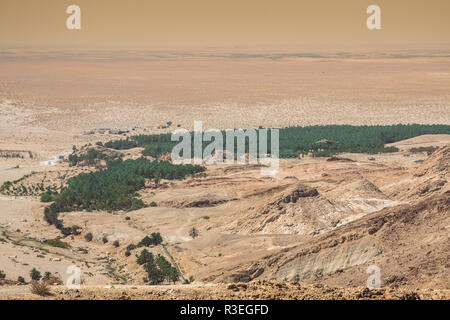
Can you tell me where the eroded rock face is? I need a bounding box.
[281,185,319,204]
[151,188,237,208]
[273,237,381,281]
[251,192,450,288]
[220,183,368,235]
[402,146,450,199]
[413,145,449,177]
[256,183,320,215]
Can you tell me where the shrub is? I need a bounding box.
[43,238,70,249]
[42,273,63,285]
[138,236,153,247]
[43,272,52,281]
[84,232,93,242]
[189,227,199,239]
[71,225,82,235]
[409,146,439,155]
[18,276,25,284]
[0,181,12,193]
[113,240,120,248]
[61,226,75,237]
[150,232,163,245]
[126,244,137,251]
[102,236,108,244]
[125,251,131,257]
[40,192,55,203]
[0,270,5,279]
[30,281,51,296]
[29,268,41,281]
[149,201,157,207]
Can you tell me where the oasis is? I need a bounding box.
[171,121,279,175]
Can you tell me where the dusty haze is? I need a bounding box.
[1,0,450,48]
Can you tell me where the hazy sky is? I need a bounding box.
[1,0,449,49]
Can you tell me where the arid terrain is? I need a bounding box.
[0,50,449,299]
[1,49,449,134]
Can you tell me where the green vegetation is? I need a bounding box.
[43,272,52,281]
[102,124,450,158]
[29,268,41,281]
[43,238,71,249]
[0,172,51,197]
[136,249,154,265]
[68,148,123,167]
[149,201,157,207]
[0,270,5,279]
[104,133,175,157]
[17,276,25,284]
[104,138,138,150]
[0,181,11,193]
[113,240,120,248]
[127,244,137,251]
[50,158,203,212]
[84,233,93,242]
[0,150,33,159]
[142,144,172,158]
[0,170,63,198]
[138,233,163,247]
[126,233,163,260]
[125,243,137,257]
[40,191,56,203]
[137,250,180,284]
[273,124,450,157]
[43,158,205,236]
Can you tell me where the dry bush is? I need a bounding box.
[43,275,63,285]
[30,281,52,296]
